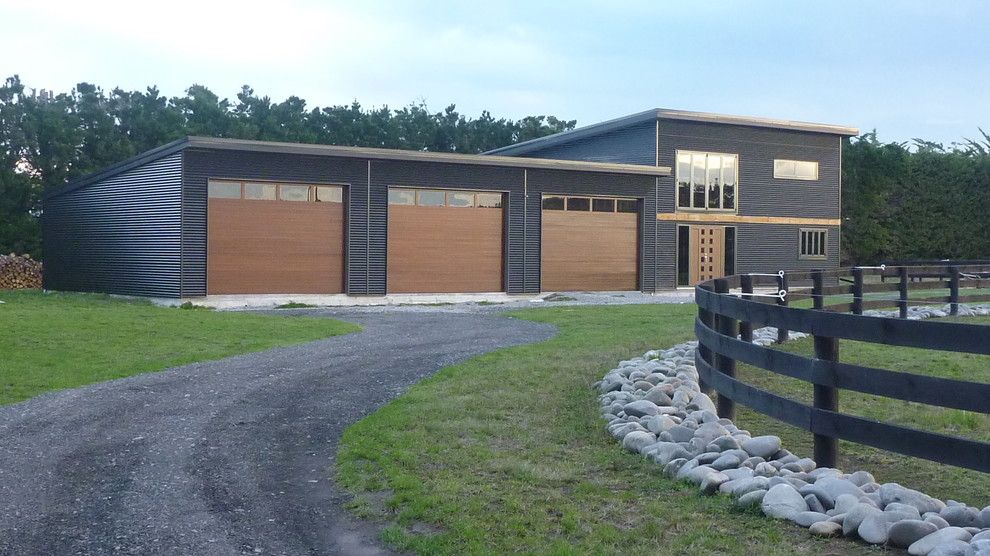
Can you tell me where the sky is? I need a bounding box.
[1,0,988,145]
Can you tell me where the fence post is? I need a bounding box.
[812,270,825,310]
[776,272,789,343]
[697,283,714,394]
[898,266,909,319]
[949,266,960,316]
[739,274,754,343]
[852,267,864,315]
[713,278,737,420]
[813,334,839,467]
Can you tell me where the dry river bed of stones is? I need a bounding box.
[595,304,990,556]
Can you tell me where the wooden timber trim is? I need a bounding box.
[658,213,841,226]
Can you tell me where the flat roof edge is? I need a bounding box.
[185,136,670,176]
[655,109,859,136]
[485,108,859,157]
[484,109,658,156]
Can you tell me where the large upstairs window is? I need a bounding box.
[676,151,737,211]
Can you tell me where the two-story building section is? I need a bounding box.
[486,108,858,290]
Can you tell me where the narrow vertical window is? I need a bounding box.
[677,225,690,286]
[691,154,706,208]
[724,227,736,276]
[721,156,736,209]
[706,155,722,209]
[677,153,691,208]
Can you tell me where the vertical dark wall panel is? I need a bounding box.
[656,119,841,218]
[521,120,657,166]
[181,149,369,294]
[43,153,183,297]
[657,222,841,288]
[734,224,840,274]
[525,169,658,292]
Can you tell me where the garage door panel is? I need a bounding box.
[208,198,345,294]
[541,208,638,292]
[387,203,503,293]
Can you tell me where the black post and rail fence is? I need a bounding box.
[694,263,990,471]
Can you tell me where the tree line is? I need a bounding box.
[1,75,987,263]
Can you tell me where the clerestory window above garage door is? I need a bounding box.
[676,151,737,212]
[542,195,638,212]
[207,179,343,203]
[388,188,504,208]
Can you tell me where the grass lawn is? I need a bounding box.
[734,315,990,506]
[336,304,869,555]
[0,290,359,405]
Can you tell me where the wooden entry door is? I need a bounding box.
[689,226,725,284]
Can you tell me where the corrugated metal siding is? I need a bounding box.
[181,149,368,294]
[735,224,841,274]
[655,221,841,288]
[525,169,658,292]
[520,120,657,166]
[656,119,841,218]
[42,153,184,297]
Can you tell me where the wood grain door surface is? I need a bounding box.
[207,198,345,294]
[387,204,504,293]
[688,225,725,284]
[541,210,639,291]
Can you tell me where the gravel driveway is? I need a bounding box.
[0,310,556,555]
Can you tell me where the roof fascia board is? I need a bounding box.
[483,109,658,156]
[44,137,190,200]
[655,109,859,136]
[185,136,670,177]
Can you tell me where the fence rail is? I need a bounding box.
[694,263,990,472]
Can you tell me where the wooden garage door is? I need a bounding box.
[541,195,639,291]
[207,180,345,294]
[387,188,504,293]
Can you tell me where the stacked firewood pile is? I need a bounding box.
[0,254,43,289]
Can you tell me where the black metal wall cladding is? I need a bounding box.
[656,119,841,217]
[42,153,184,297]
[47,146,659,297]
[520,120,657,166]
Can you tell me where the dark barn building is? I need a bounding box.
[43,137,668,297]
[43,109,856,298]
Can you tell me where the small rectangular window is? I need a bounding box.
[592,198,615,212]
[616,199,638,213]
[388,188,415,205]
[566,197,590,211]
[417,190,445,206]
[477,193,503,208]
[243,182,276,200]
[208,181,241,199]
[774,159,819,180]
[447,192,475,207]
[278,184,309,202]
[799,228,827,259]
[314,186,342,203]
[542,196,564,210]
